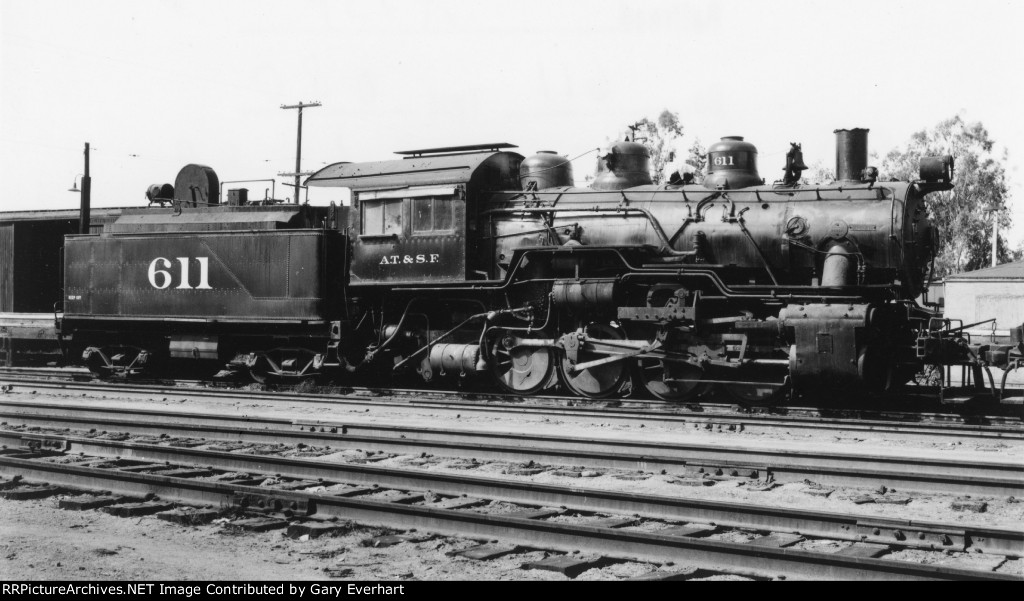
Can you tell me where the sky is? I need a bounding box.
[1,0,1022,246]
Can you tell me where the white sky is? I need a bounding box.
[1,0,1022,245]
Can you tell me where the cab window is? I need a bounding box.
[362,199,402,235]
[412,197,453,234]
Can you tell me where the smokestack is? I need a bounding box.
[834,128,869,182]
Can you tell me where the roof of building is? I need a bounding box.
[945,260,1024,281]
[0,207,125,223]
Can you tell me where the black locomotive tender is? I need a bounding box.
[43,129,1022,402]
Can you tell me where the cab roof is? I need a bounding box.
[306,149,523,193]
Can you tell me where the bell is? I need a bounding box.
[782,142,808,185]
[788,143,809,171]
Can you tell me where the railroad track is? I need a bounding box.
[2,375,1022,445]
[1,433,1020,580]
[1,399,1022,498]
[2,366,1023,419]
[4,407,1019,501]
[3,421,1022,554]
[2,388,1021,580]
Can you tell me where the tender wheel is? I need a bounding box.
[248,366,268,385]
[635,358,709,402]
[489,332,553,395]
[82,345,153,379]
[557,323,628,399]
[246,348,319,384]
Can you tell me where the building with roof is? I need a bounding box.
[944,261,1024,338]
[942,260,1024,389]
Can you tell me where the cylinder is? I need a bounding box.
[428,343,483,375]
[821,244,853,287]
[835,128,869,182]
[521,151,574,190]
[146,183,175,203]
[551,280,617,309]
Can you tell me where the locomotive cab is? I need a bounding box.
[307,144,523,286]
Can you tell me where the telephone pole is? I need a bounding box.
[992,208,999,268]
[280,101,321,204]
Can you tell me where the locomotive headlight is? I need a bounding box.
[920,155,954,183]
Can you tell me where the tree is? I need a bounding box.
[622,109,684,184]
[881,115,1014,277]
[801,159,834,185]
[685,138,707,184]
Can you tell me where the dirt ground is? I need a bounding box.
[0,497,679,581]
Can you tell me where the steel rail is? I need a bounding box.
[1,404,1021,498]
[400,399,1024,433]
[4,404,1023,483]
[1,376,1021,440]
[3,396,1021,447]
[3,366,1021,421]
[0,454,1017,581]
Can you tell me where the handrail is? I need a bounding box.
[482,206,696,257]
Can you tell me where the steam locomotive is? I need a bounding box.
[55,128,1015,402]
